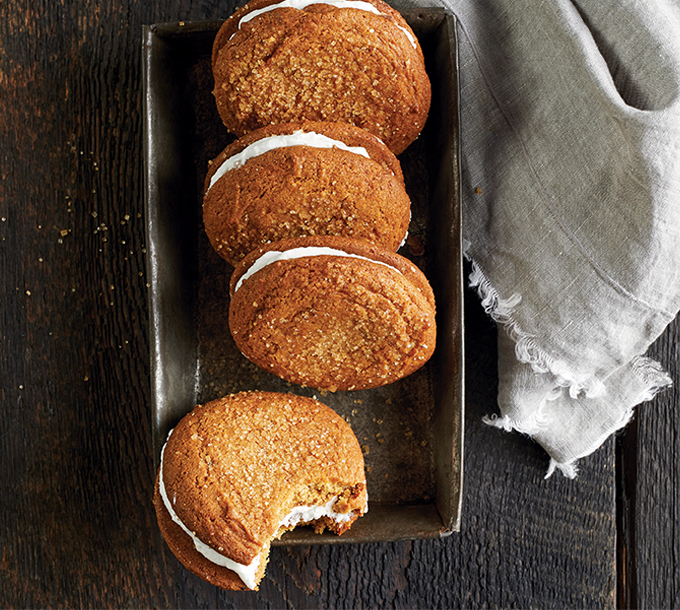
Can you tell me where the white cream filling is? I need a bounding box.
[280,496,356,528]
[206,130,370,194]
[233,245,403,293]
[159,429,262,589]
[159,429,366,590]
[234,0,418,49]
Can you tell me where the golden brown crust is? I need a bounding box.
[228,236,436,391]
[202,121,411,265]
[211,0,430,154]
[154,477,254,591]
[154,391,367,589]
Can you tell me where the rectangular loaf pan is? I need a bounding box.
[143,7,464,542]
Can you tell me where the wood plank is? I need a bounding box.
[628,317,680,609]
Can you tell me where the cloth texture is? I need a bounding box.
[395,0,680,476]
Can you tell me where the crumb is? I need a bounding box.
[406,235,425,256]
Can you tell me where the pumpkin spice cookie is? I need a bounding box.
[211,0,431,154]
[154,391,368,591]
[228,235,437,392]
[203,121,411,266]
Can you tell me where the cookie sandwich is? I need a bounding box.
[154,391,368,590]
[203,121,411,266]
[211,0,431,154]
[229,235,437,392]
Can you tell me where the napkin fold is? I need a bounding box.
[397,0,680,475]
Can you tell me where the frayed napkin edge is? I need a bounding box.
[484,356,672,479]
[467,258,605,398]
[466,254,674,478]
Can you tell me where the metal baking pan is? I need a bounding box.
[143,7,463,542]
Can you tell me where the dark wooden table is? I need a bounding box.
[1,1,678,607]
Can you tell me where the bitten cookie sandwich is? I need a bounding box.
[229,235,437,392]
[154,391,368,591]
[211,0,431,154]
[203,121,411,266]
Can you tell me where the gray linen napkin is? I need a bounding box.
[396,0,680,476]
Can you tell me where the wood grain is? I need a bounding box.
[3,0,674,607]
[630,318,680,609]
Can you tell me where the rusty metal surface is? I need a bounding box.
[144,8,463,542]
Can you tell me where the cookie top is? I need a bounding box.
[211,0,431,154]
[203,121,411,265]
[229,235,437,391]
[154,391,367,590]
